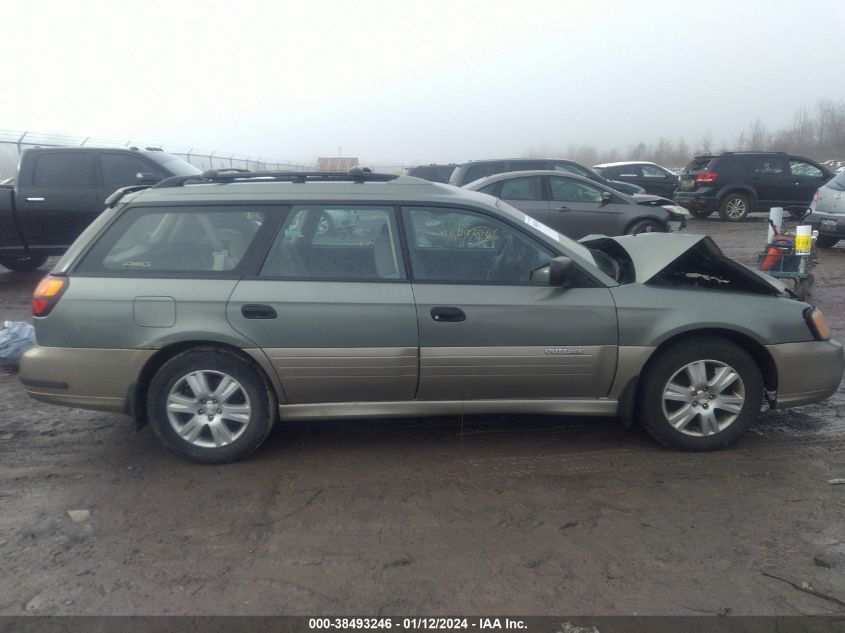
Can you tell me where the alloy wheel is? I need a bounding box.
[725,198,747,219]
[660,359,745,437]
[166,370,252,448]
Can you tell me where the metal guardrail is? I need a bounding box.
[0,130,312,173]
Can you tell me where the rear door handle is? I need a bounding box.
[555,205,570,211]
[26,197,45,202]
[430,307,466,322]
[241,304,277,319]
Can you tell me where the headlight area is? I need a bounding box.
[804,307,831,340]
[661,204,690,217]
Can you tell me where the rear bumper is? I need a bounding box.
[767,339,844,408]
[805,210,845,237]
[673,191,719,211]
[20,346,154,413]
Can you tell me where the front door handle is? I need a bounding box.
[26,197,46,202]
[241,304,277,319]
[555,205,570,211]
[431,307,466,323]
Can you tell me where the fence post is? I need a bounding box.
[16,132,27,155]
[209,151,216,169]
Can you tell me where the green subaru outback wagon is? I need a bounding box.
[20,170,844,463]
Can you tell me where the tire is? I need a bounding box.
[626,219,665,235]
[146,347,275,463]
[0,253,48,272]
[718,193,751,222]
[788,208,808,220]
[817,235,839,248]
[637,338,763,451]
[688,208,713,219]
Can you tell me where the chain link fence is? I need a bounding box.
[0,130,312,179]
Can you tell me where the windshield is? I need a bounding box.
[148,155,202,176]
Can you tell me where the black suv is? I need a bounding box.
[674,152,833,221]
[404,164,459,183]
[448,158,645,195]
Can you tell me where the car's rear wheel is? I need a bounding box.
[147,348,275,463]
[719,193,751,221]
[0,253,48,272]
[817,235,839,248]
[688,208,712,219]
[637,338,762,451]
[626,219,665,235]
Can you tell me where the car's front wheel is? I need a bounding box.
[147,348,275,463]
[719,193,751,221]
[637,338,763,451]
[626,219,665,235]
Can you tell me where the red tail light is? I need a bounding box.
[32,276,68,317]
[695,171,718,184]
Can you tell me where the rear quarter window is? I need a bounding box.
[684,157,714,173]
[75,206,272,275]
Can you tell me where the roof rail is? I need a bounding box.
[104,184,155,206]
[153,167,399,189]
[722,150,787,155]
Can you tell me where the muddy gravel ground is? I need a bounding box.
[2,215,845,616]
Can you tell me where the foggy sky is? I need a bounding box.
[3,0,845,165]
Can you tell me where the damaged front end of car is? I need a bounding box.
[580,233,793,297]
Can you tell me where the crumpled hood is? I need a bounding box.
[579,232,790,295]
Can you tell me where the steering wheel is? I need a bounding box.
[487,234,514,281]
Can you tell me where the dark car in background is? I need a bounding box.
[465,170,687,239]
[404,164,458,183]
[0,147,201,271]
[674,152,833,222]
[594,161,679,198]
[448,158,645,195]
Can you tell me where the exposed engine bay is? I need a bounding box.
[581,233,788,296]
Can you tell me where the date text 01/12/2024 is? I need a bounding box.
[308,618,528,630]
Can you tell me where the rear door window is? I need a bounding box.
[260,205,405,280]
[499,177,543,201]
[642,164,668,178]
[32,153,95,187]
[77,206,270,275]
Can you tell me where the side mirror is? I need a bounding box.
[600,191,612,205]
[548,256,575,287]
[136,172,161,184]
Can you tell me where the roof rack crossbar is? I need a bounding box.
[153,168,398,189]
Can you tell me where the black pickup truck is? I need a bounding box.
[0,147,200,271]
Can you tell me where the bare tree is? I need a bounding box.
[696,131,714,155]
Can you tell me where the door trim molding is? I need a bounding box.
[278,398,618,420]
